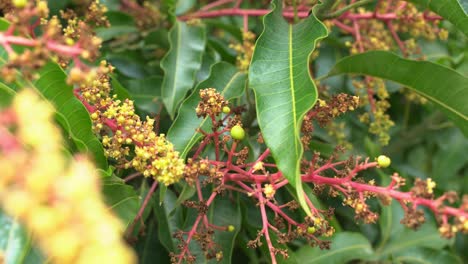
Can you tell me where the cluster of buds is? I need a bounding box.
[69,61,185,186]
[330,1,447,145]
[0,0,105,82]
[0,89,135,263]
[229,31,256,72]
[120,0,163,30]
[354,78,394,145]
[301,93,359,148]
[195,88,229,118]
[184,158,222,186]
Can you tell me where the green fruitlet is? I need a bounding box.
[307,226,316,234]
[13,0,27,8]
[230,125,245,140]
[377,155,391,168]
[227,225,235,232]
[222,106,230,114]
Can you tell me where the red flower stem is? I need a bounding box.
[256,182,277,264]
[386,20,407,56]
[177,191,218,264]
[303,192,319,215]
[123,171,142,182]
[247,148,270,174]
[192,136,212,159]
[227,141,238,166]
[236,181,299,226]
[314,160,348,174]
[196,180,204,201]
[210,115,220,160]
[305,174,468,219]
[332,20,354,33]
[126,180,158,237]
[179,7,442,21]
[178,9,310,20]
[0,34,83,57]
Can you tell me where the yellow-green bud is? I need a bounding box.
[230,125,245,140]
[377,155,391,168]
[227,225,235,232]
[307,226,316,234]
[222,106,230,114]
[13,0,27,8]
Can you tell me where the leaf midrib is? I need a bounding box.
[288,24,299,159]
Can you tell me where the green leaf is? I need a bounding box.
[392,248,463,264]
[134,216,171,264]
[407,0,468,37]
[376,201,451,258]
[96,11,137,41]
[175,0,196,15]
[248,0,327,215]
[170,183,196,216]
[154,188,185,252]
[0,81,14,106]
[0,211,32,264]
[167,62,246,158]
[124,76,162,113]
[33,63,108,168]
[102,177,140,228]
[295,232,374,264]
[325,51,468,136]
[161,21,206,119]
[186,194,242,264]
[111,76,132,101]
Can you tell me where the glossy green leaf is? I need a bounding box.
[33,63,108,168]
[102,177,140,228]
[124,76,162,113]
[249,0,327,215]
[154,188,185,252]
[96,11,138,41]
[167,62,246,158]
[134,216,171,264]
[326,51,468,136]
[393,248,463,264]
[376,201,451,258]
[0,81,14,106]
[407,0,468,37]
[0,211,31,264]
[186,194,242,264]
[111,76,132,101]
[170,183,196,216]
[295,232,374,263]
[161,21,206,119]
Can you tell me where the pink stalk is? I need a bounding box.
[177,191,218,264]
[386,21,407,56]
[256,182,277,264]
[126,180,158,238]
[305,174,468,219]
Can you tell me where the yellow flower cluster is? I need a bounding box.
[354,78,394,145]
[0,89,136,264]
[68,61,185,186]
[229,31,256,72]
[393,2,447,41]
[131,134,185,186]
[195,88,228,118]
